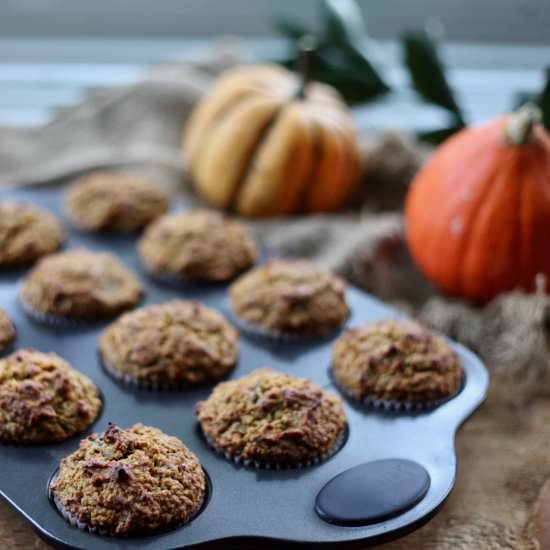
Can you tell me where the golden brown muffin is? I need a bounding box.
[100,300,239,388]
[332,318,463,407]
[0,349,101,444]
[138,209,257,282]
[196,368,347,467]
[64,172,169,233]
[50,423,205,536]
[20,249,143,322]
[0,202,63,267]
[0,309,16,353]
[229,259,349,337]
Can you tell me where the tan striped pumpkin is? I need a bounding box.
[183,64,363,217]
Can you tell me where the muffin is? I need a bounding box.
[64,172,169,233]
[196,368,347,468]
[50,423,206,536]
[332,318,463,409]
[0,349,101,444]
[229,259,349,338]
[138,209,257,282]
[0,202,63,267]
[20,249,143,323]
[100,300,239,389]
[0,309,16,353]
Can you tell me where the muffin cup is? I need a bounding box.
[49,470,208,537]
[332,372,465,412]
[18,294,79,327]
[201,426,348,470]
[225,298,347,344]
[100,353,221,392]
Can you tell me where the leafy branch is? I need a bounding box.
[274,0,390,105]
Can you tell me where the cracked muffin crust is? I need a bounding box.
[138,209,257,282]
[50,423,206,536]
[0,309,16,353]
[64,172,169,233]
[229,259,349,337]
[332,318,463,405]
[20,249,143,322]
[0,349,101,444]
[0,202,63,267]
[196,368,347,467]
[100,300,239,388]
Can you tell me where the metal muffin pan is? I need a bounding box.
[0,187,489,549]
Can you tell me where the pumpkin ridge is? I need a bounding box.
[228,105,285,213]
[458,153,506,299]
[294,117,323,214]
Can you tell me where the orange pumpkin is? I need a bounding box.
[183,64,362,217]
[405,104,550,303]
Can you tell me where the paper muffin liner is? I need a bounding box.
[201,426,348,470]
[331,371,466,413]
[18,294,80,327]
[49,470,208,538]
[143,266,235,288]
[100,353,224,392]
[225,299,347,344]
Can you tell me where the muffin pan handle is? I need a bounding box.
[315,459,431,526]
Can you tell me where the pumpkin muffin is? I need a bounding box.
[50,423,206,536]
[0,202,63,267]
[64,172,169,233]
[332,318,463,409]
[0,309,16,353]
[100,300,239,389]
[20,249,143,322]
[196,368,347,468]
[0,349,101,444]
[229,259,349,338]
[138,209,257,283]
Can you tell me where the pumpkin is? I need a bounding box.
[183,63,362,217]
[405,104,550,303]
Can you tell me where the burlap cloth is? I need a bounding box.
[1,47,549,549]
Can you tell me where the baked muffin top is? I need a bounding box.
[20,249,143,321]
[0,349,101,444]
[64,172,169,233]
[100,300,239,387]
[50,423,205,536]
[229,259,349,337]
[332,318,463,404]
[196,368,347,466]
[0,202,63,267]
[138,210,257,282]
[0,309,16,353]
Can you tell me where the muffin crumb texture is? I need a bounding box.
[0,309,16,353]
[138,210,257,282]
[0,349,101,444]
[100,300,239,387]
[332,318,463,404]
[50,423,205,536]
[0,202,63,267]
[196,368,347,466]
[20,249,143,321]
[65,172,169,233]
[229,259,349,337]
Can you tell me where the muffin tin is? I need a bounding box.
[0,186,489,549]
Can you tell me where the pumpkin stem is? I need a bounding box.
[296,35,316,99]
[505,103,542,145]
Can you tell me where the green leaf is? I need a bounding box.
[538,68,550,131]
[402,30,465,124]
[322,0,367,45]
[417,124,464,145]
